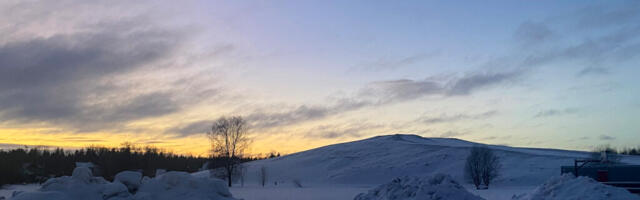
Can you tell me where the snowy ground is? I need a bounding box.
[230,185,369,200]
[0,184,528,200]
[0,184,39,199]
[1,183,527,200]
[2,179,634,200]
[466,186,534,200]
[227,184,533,200]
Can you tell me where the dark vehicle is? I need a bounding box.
[562,160,640,194]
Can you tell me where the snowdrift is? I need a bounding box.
[10,167,237,200]
[513,174,639,200]
[354,174,484,200]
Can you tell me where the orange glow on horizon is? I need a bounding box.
[0,128,353,157]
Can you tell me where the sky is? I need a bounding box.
[0,0,639,156]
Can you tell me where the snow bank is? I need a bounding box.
[13,167,113,200]
[114,171,142,192]
[135,171,235,200]
[513,174,639,200]
[354,174,484,200]
[10,167,237,200]
[155,169,167,177]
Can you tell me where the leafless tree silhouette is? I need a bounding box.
[465,146,500,189]
[207,116,250,187]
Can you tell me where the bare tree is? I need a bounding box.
[479,147,500,188]
[465,146,500,189]
[465,147,483,189]
[260,166,267,187]
[207,116,250,187]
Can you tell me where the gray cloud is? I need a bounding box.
[305,122,386,139]
[0,33,182,130]
[578,67,609,76]
[0,3,202,132]
[534,108,579,118]
[598,135,615,141]
[239,71,515,131]
[168,99,372,135]
[514,21,555,46]
[362,70,521,103]
[481,135,512,141]
[85,92,181,128]
[246,99,371,129]
[213,70,517,133]
[354,51,440,72]
[447,71,520,96]
[438,131,468,138]
[60,137,106,143]
[571,3,640,31]
[360,79,444,103]
[524,11,639,72]
[578,136,590,140]
[418,110,498,125]
[170,120,214,137]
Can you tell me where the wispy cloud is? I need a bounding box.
[514,21,555,47]
[521,5,640,73]
[353,51,440,72]
[598,135,615,141]
[246,99,371,129]
[417,111,498,125]
[305,122,386,139]
[534,108,580,118]
[243,71,514,131]
[361,70,522,103]
[169,120,215,137]
[438,131,468,138]
[578,67,610,76]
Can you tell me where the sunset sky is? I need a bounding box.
[1,0,639,156]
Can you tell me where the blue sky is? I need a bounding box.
[0,0,638,155]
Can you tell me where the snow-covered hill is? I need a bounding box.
[234,134,640,187]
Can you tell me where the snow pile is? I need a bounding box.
[12,167,115,200]
[513,174,639,200]
[155,169,167,177]
[114,171,143,192]
[10,167,237,200]
[354,174,484,200]
[135,171,234,200]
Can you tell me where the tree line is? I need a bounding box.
[604,146,640,156]
[0,143,262,187]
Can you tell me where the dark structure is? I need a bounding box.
[562,160,640,194]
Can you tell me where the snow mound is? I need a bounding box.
[354,174,485,200]
[103,182,131,200]
[135,171,235,200]
[513,174,639,200]
[155,169,167,177]
[10,167,237,200]
[71,167,93,184]
[114,171,142,192]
